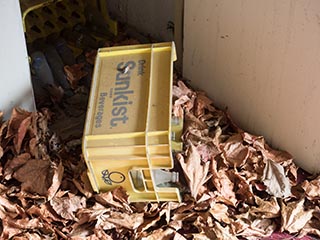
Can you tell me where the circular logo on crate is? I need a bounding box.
[101,169,125,185]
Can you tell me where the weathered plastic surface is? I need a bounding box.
[83,42,183,202]
[20,0,117,43]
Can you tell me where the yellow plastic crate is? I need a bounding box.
[82,42,183,202]
[20,0,117,43]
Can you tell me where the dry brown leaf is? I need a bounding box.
[69,222,95,238]
[4,153,31,180]
[28,137,38,157]
[209,202,231,224]
[0,146,3,159]
[281,198,313,233]
[173,95,191,117]
[73,171,93,199]
[262,159,291,198]
[212,222,237,240]
[95,187,131,212]
[64,63,88,89]
[172,80,193,98]
[169,220,183,231]
[196,144,219,163]
[47,161,64,200]
[194,91,216,117]
[192,232,212,240]
[85,50,97,65]
[250,196,280,218]
[14,115,32,153]
[237,218,276,240]
[0,195,20,219]
[13,159,53,196]
[231,217,250,235]
[177,142,211,199]
[244,133,293,165]
[46,84,64,103]
[50,192,86,220]
[211,161,237,206]
[75,203,109,227]
[27,203,64,224]
[184,112,208,131]
[301,176,320,200]
[112,186,130,203]
[106,211,144,230]
[299,219,320,238]
[138,215,161,232]
[141,228,175,240]
[12,232,45,240]
[220,134,250,167]
[92,228,113,240]
[173,232,187,240]
[6,108,32,139]
[1,217,43,239]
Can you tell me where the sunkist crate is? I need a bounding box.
[20,0,117,43]
[82,42,183,202]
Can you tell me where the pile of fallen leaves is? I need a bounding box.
[0,78,319,239]
[2,22,320,239]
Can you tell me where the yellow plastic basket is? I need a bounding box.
[20,0,117,43]
[82,42,183,202]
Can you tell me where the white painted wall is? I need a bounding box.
[183,0,320,173]
[0,0,35,119]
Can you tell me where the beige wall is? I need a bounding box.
[183,0,320,173]
[107,0,175,41]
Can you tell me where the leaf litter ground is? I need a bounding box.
[0,37,320,240]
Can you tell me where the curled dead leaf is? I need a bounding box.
[141,228,175,240]
[237,218,276,240]
[250,196,280,218]
[4,153,31,180]
[262,159,291,198]
[47,161,64,200]
[194,91,216,117]
[64,63,88,89]
[301,176,320,200]
[281,198,313,233]
[106,211,144,230]
[220,134,250,167]
[6,108,32,139]
[213,222,237,240]
[172,80,193,98]
[50,192,86,220]
[13,159,53,196]
[209,203,231,224]
[14,115,32,153]
[211,160,237,206]
[177,142,211,199]
[85,50,97,65]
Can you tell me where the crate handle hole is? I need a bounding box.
[29,12,39,18]
[42,6,53,15]
[31,25,42,33]
[45,21,55,29]
[56,2,67,10]
[58,16,68,24]
[71,11,81,19]
[71,0,80,6]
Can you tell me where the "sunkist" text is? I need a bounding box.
[110,61,136,127]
